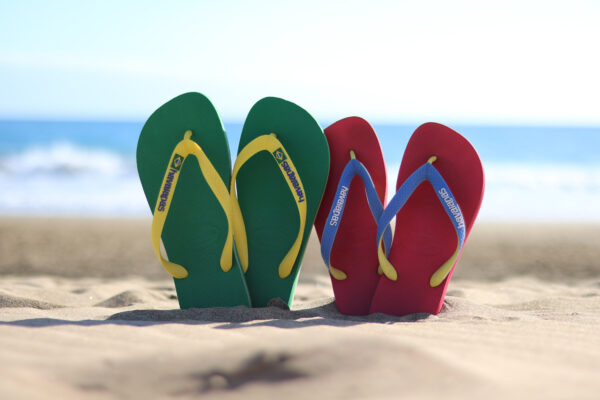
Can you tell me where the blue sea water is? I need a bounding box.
[1,120,599,221]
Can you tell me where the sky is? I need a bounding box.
[1,0,599,124]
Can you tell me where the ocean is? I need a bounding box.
[1,120,599,221]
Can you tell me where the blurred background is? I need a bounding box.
[1,0,599,221]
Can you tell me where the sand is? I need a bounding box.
[1,217,599,399]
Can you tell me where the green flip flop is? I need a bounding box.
[137,92,251,309]
[230,97,330,307]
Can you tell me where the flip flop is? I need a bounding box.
[369,123,484,316]
[137,92,251,309]
[314,117,392,315]
[230,97,329,307]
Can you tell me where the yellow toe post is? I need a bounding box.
[427,155,437,164]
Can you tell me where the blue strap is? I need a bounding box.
[320,158,392,279]
[376,158,466,286]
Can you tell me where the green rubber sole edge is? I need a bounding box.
[137,92,251,308]
[236,97,330,307]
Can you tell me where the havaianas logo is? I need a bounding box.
[272,148,305,203]
[272,148,287,163]
[158,154,184,212]
[171,154,184,171]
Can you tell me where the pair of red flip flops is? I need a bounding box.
[314,118,485,316]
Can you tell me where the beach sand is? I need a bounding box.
[1,217,599,399]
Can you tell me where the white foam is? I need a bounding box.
[0,174,149,216]
[0,143,147,215]
[480,163,600,221]
[0,142,132,177]
[1,145,599,220]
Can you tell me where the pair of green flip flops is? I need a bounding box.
[137,93,329,308]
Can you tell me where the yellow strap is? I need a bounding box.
[230,133,307,279]
[329,267,348,280]
[151,130,234,279]
[429,246,460,287]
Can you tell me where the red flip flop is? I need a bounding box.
[369,123,485,316]
[314,117,390,315]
